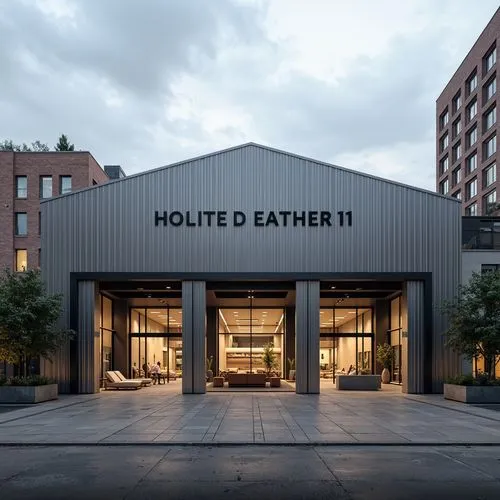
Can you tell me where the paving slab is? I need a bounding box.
[1,384,500,445]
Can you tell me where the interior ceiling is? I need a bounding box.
[219,308,284,334]
[100,280,402,307]
[131,307,182,327]
[319,307,371,328]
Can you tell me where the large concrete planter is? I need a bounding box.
[0,384,58,403]
[444,384,500,404]
[336,375,381,391]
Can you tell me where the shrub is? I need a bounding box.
[446,373,500,386]
[6,375,54,386]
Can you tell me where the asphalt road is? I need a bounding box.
[0,445,499,499]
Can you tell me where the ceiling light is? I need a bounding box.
[166,286,171,290]
[331,286,336,289]
[355,287,362,291]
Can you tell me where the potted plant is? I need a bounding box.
[0,269,73,403]
[287,357,296,381]
[206,356,214,382]
[441,270,500,403]
[376,343,393,384]
[262,343,278,378]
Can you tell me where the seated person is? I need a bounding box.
[347,364,356,375]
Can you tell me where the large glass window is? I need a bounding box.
[129,307,182,379]
[467,99,477,122]
[485,46,496,73]
[319,307,374,381]
[484,190,497,215]
[218,307,284,376]
[467,152,477,174]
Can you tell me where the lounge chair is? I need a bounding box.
[114,370,152,386]
[105,371,142,390]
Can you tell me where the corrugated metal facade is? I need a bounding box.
[41,143,461,393]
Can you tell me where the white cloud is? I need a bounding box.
[0,0,498,189]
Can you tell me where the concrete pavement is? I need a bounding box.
[1,382,500,445]
[1,445,500,499]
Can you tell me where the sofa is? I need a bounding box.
[227,373,266,387]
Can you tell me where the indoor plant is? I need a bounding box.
[0,269,73,403]
[376,343,393,384]
[287,357,296,381]
[262,343,278,378]
[206,356,214,382]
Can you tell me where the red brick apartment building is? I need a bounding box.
[436,7,499,215]
[0,152,124,271]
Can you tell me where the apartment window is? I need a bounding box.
[439,178,449,195]
[453,92,461,113]
[465,202,478,216]
[466,126,477,148]
[451,190,462,200]
[15,249,27,272]
[440,155,449,174]
[467,71,478,95]
[452,166,462,186]
[452,118,461,138]
[484,190,497,214]
[485,46,497,73]
[466,178,477,200]
[440,133,449,152]
[482,264,500,273]
[484,134,497,160]
[484,77,496,102]
[15,176,27,199]
[39,176,52,199]
[60,176,72,195]
[15,213,27,236]
[466,152,477,174]
[439,109,449,130]
[466,99,477,122]
[484,163,497,187]
[485,106,497,131]
[452,141,462,162]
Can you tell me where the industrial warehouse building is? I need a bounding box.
[40,143,461,394]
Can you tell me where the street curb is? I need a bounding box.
[1,441,500,447]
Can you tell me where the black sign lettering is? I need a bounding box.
[153,210,352,228]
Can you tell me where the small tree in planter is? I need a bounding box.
[262,343,278,378]
[287,357,296,380]
[376,343,393,384]
[442,270,500,382]
[0,269,73,401]
[206,356,214,382]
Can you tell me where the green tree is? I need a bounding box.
[0,139,50,152]
[0,269,73,376]
[262,343,278,377]
[442,270,500,380]
[54,134,74,151]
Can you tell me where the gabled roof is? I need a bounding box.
[41,142,458,203]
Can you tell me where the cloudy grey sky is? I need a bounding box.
[0,0,498,189]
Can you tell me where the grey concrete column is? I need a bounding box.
[206,307,217,374]
[182,281,206,394]
[77,280,100,394]
[405,280,425,394]
[295,281,320,394]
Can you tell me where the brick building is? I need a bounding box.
[0,152,111,271]
[436,7,499,215]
